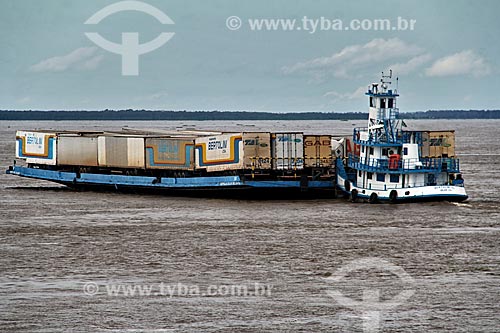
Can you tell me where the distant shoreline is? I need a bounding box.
[1,110,499,120]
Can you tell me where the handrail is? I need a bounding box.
[362,180,463,190]
[353,128,424,145]
[347,154,460,173]
[377,108,399,120]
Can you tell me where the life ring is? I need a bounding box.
[344,180,351,192]
[351,189,358,202]
[389,190,398,203]
[369,192,378,204]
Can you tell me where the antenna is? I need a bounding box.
[382,70,392,79]
[381,69,392,88]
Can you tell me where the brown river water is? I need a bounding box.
[0,120,499,332]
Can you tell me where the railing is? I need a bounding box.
[361,180,462,190]
[353,128,423,146]
[401,131,423,145]
[347,154,460,173]
[353,127,401,145]
[377,108,399,120]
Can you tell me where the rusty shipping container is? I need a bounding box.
[421,131,455,158]
[98,136,145,169]
[145,137,195,170]
[271,133,304,170]
[304,135,333,168]
[242,132,271,170]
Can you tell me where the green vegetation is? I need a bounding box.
[1,109,499,120]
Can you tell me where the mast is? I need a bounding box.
[365,70,401,144]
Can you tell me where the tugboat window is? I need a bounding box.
[380,98,386,108]
[388,98,394,108]
[369,147,374,155]
[367,172,373,179]
[370,97,374,107]
[390,174,400,183]
[403,147,408,155]
[377,173,385,182]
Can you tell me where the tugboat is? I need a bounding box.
[336,71,468,203]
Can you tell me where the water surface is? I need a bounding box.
[1,120,499,332]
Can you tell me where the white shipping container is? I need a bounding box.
[331,138,345,158]
[15,130,57,165]
[271,133,304,170]
[195,133,244,172]
[98,136,145,168]
[57,135,99,166]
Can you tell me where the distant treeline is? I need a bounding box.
[1,109,500,120]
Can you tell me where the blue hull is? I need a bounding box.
[6,166,336,199]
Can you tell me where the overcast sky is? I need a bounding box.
[1,0,499,112]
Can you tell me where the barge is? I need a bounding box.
[8,130,336,198]
[6,72,468,202]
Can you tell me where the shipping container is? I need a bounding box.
[121,128,222,137]
[344,136,360,157]
[421,131,455,158]
[145,137,195,170]
[271,133,304,170]
[304,135,333,168]
[57,134,99,166]
[98,136,145,168]
[15,130,57,165]
[242,132,271,170]
[195,133,244,172]
[331,138,345,158]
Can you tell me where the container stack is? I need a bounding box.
[15,130,337,174]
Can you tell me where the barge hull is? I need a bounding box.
[6,166,335,199]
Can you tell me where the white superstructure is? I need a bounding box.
[337,71,468,203]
